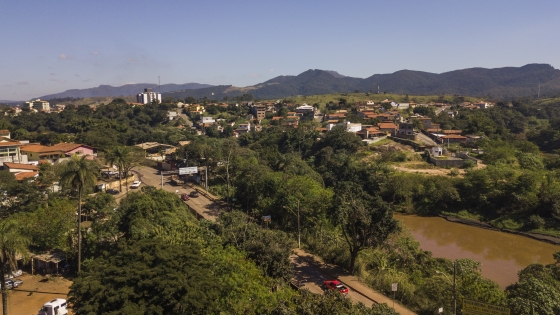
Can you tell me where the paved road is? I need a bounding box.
[179,113,193,127]
[416,132,438,147]
[292,249,416,315]
[133,166,221,221]
[133,166,417,315]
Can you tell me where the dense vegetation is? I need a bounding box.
[2,94,560,314]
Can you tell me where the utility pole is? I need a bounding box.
[453,261,457,315]
[283,200,301,248]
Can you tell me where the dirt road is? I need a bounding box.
[1,274,72,315]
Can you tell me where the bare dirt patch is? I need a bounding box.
[1,274,72,315]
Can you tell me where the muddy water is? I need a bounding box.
[394,214,560,289]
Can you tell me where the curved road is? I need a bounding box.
[133,166,416,315]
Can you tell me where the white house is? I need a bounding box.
[200,116,215,124]
[432,146,444,157]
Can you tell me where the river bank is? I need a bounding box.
[438,214,560,245]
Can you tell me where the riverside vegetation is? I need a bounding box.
[1,95,560,314]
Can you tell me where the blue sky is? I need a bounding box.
[2,0,559,100]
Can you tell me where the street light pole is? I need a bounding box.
[436,260,457,315]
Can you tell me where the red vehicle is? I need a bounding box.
[180,193,190,201]
[323,280,349,295]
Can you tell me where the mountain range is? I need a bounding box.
[38,64,560,101]
[39,83,212,99]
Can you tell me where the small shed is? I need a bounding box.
[31,250,66,275]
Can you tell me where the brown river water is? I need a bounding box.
[394,214,560,289]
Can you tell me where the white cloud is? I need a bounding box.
[269,69,274,72]
[92,51,100,55]
[58,54,75,60]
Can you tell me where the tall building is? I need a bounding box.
[25,99,50,112]
[137,88,162,104]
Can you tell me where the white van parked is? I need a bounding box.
[38,298,68,315]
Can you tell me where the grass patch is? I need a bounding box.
[369,138,393,147]
[489,218,524,230]
[441,210,483,221]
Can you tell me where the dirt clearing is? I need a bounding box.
[1,274,72,315]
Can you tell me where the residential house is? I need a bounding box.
[200,116,215,125]
[21,143,95,163]
[3,162,39,181]
[324,113,346,122]
[417,117,433,129]
[0,130,10,138]
[168,111,178,121]
[474,102,493,109]
[251,104,266,120]
[396,121,416,140]
[377,122,398,135]
[236,122,251,134]
[438,134,467,143]
[296,104,314,114]
[357,126,385,139]
[0,137,28,166]
[187,104,205,114]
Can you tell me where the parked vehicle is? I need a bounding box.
[323,280,349,295]
[130,181,141,189]
[7,269,22,279]
[10,279,23,288]
[189,190,199,198]
[106,188,120,195]
[38,298,69,315]
[181,193,190,201]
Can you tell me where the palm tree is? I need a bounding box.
[0,219,30,315]
[103,146,128,192]
[104,146,143,193]
[59,155,98,272]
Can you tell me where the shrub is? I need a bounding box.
[527,215,546,229]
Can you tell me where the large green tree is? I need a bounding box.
[69,239,221,315]
[334,182,399,274]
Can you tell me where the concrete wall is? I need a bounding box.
[428,155,466,167]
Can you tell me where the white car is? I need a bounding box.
[130,181,141,189]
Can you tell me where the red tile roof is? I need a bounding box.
[377,123,398,129]
[15,171,39,180]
